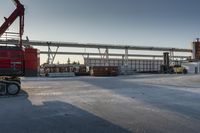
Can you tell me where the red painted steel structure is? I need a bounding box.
[0,47,24,76]
[24,48,40,77]
[0,0,25,77]
[0,0,24,47]
[0,0,39,95]
[0,0,40,77]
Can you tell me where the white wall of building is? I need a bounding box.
[182,62,200,74]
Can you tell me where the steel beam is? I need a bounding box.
[40,51,190,58]
[0,39,192,52]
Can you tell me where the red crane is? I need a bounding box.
[0,0,25,47]
[0,0,39,96]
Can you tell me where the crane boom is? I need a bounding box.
[11,0,21,6]
[0,0,24,47]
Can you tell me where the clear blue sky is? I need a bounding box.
[0,0,200,63]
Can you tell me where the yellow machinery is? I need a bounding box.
[161,52,187,74]
[171,61,187,74]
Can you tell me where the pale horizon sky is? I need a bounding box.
[0,0,199,63]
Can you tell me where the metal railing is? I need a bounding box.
[0,32,20,46]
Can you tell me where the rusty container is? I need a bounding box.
[90,66,118,76]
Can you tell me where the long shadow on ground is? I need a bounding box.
[0,91,132,133]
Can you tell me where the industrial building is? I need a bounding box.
[1,0,200,79]
[2,38,200,75]
[85,58,163,73]
[1,1,200,133]
[182,39,200,74]
[0,39,194,75]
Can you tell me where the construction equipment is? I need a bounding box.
[160,52,187,74]
[171,61,188,74]
[0,0,39,95]
[160,52,171,73]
